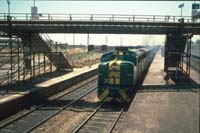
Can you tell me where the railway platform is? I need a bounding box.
[118,51,199,133]
[0,64,98,119]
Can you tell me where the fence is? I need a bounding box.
[0,13,198,23]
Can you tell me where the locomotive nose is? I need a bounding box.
[108,60,121,85]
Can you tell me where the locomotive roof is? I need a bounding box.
[128,48,146,56]
[100,46,153,63]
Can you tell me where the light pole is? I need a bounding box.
[7,0,10,16]
[178,3,184,18]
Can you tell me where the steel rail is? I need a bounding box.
[0,76,97,129]
[108,108,124,133]
[25,86,97,133]
[72,103,124,133]
[72,102,104,133]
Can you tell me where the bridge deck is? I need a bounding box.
[118,51,199,133]
[0,14,199,34]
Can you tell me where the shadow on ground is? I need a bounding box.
[139,71,199,93]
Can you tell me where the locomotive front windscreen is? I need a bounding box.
[101,52,116,62]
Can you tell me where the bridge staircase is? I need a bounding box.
[164,34,192,82]
[20,33,73,71]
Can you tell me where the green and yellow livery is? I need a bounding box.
[98,46,158,102]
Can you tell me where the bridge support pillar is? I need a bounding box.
[164,33,192,83]
[22,33,32,79]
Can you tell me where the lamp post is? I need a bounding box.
[7,0,10,16]
[178,3,184,18]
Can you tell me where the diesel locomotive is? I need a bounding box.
[98,46,158,102]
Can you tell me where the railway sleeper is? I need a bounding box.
[86,120,111,127]
[91,117,115,122]
[81,125,105,131]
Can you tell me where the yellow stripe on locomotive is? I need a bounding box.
[108,60,121,85]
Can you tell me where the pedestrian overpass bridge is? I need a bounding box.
[0,13,200,34]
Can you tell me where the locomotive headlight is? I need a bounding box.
[111,63,117,69]
[112,65,117,69]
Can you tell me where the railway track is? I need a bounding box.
[0,77,97,133]
[72,102,124,133]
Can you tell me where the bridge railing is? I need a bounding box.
[0,13,198,23]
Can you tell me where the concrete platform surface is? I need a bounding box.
[0,64,98,101]
[119,51,199,133]
[142,51,166,85]
[120,91,199,133]
[0,64,98,119]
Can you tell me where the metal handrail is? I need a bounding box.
[0,60,24,85]
[0,13,198,23]
[0,39,22,68]
[39,33,66,52]
[38,33,53,50]
[0,56,53,86]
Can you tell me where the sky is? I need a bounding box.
[0,0,199,46]
[0,1,197,15]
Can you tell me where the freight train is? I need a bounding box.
[98,46,158,102]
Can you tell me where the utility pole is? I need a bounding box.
[120,37,123,46]
[55,42,58,52]
[73,34,75,47]
[64,34,66,43]
[87,34,89,53]
[105,36,108,46]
